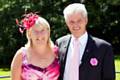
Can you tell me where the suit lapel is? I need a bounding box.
[63,35,71,67]
[59,34,96,80]
[80,35,95,67]
[59,35,71,79]
[61,35,95,71]
[60,35,71,62]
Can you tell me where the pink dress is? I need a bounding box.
[21,47,60,80]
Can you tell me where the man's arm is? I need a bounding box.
[102,44,115,80]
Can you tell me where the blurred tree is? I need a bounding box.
[0,0,119,66]
[84,0,120,54]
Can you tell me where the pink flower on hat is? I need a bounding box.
[90,58,98,66]
[21,13,39,29]
[16,12,39,33]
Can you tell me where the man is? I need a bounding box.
[56,3,115,80]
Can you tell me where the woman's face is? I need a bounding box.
[29,24,50,46]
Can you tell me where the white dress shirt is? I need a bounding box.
[63,32,88,80]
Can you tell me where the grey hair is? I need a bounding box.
[63,3,88,20]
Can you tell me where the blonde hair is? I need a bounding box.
[25,17,54,48]
[63,3,88,20]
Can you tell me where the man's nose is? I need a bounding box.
[74,22,79,26]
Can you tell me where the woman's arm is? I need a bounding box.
[11,49,22,80]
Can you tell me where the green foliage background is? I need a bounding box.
[0,0,120,65]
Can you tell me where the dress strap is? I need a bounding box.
[54,45,59,54]
[53,45,59,58]
[21,47,28,64]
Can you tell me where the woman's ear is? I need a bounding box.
[28,29,32,37]
[26,30,31,40]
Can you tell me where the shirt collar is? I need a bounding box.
[71,32,88,46]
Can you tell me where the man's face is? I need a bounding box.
[65,12,88,38]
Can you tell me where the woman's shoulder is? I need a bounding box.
[11,47,24,68]
[13,47,27,61]
[15,47,23,57]
[16,47,26,55]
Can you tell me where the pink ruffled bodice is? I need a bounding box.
[21,47,60,80]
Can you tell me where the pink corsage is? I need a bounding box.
[16,13,39,33]
[90,58,98,66]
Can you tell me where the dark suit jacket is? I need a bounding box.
[56,34,115,80]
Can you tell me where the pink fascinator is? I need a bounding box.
[16,13,39,33]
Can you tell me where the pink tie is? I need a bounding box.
[68,39,80,80]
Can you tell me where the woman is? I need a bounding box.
[11,13,60,80]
